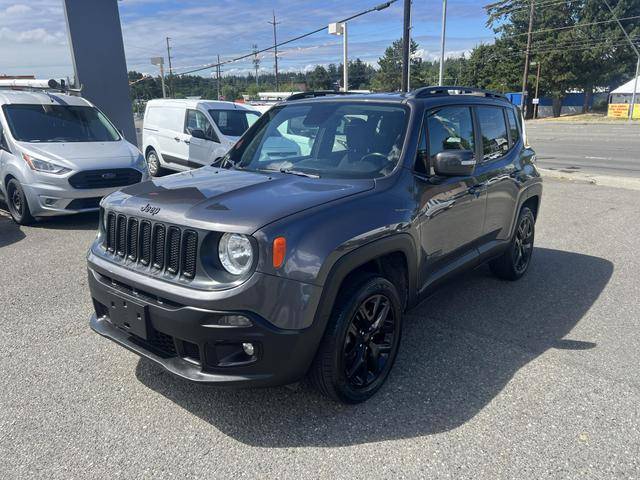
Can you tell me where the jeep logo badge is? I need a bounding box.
[140,203,161,216]
[101,172,117,180]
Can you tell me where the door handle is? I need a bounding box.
[183,140,190,145]
[173,137,181,142]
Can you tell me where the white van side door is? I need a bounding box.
[184,109,218,167]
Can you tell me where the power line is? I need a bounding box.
[175,1,397,76]
[502,15,640,39]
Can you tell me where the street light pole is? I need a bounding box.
[438,0,448,86]
[603,0,640,121]
[631,56,639,121]
[401,0,411,92]
[342,22,348,92]
[150,57,166,98]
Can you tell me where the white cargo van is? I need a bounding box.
[142,99,260,176]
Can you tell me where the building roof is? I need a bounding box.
[611,76,640,95]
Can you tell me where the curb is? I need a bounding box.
[539,168,640,191]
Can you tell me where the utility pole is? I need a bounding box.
[603,0,639,121]
[252,44,260,87]
[166,36,173,97]
[438,0,448,86]
[401,0,411,92]
[520,0,535,115]
[534,61,541,119]
[268,11,280,91]
[216,53,221,100]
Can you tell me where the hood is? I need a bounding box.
[17,140,140,170]
[105,167,374,234]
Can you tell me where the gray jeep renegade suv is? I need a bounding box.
[88,87,542,403]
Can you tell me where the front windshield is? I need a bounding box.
[225,101,408,179]
[208,109,260,137]
[3,104,120,143]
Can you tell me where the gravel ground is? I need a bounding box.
[1,178,639,479]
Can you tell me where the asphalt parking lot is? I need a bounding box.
[1,176,639,479]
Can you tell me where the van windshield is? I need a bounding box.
[3,104,120,143]
[224,101,408,179]
[208,109,260,137]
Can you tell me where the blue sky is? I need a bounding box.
[0,0,496,79]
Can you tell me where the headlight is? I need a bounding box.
[218,233,254,275]
[22,153,70,174]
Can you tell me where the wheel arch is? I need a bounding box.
[312,234,418,336]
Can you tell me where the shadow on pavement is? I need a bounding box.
[0,208,25,248]
[135,247,612,447]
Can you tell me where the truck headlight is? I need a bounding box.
[218,233,254,275]
[22,153,70,174]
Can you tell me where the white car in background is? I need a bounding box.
[0,88,148,225]
[142,99,261,176]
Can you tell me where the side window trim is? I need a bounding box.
[412,109,430,177]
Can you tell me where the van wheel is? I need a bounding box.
[146,149,163,177]
[310,275,402,404]
[6,178,35,225]
[489,206,535,281]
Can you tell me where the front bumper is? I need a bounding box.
[87,262,326,387]
[22,170,149,217]
[23,182,123,217]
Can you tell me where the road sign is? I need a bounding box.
[532,98,540,105]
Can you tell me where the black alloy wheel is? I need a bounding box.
[513,212,534,275]
[489,206,535,281]
[343,294,396,389]
[310,275,403,404]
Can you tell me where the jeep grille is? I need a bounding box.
[105,212,198,280]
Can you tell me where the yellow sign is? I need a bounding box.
[609,103,640,119]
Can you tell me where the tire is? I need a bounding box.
[489,206,535,281]
[310,275,403,404]
[146,148,163,177]
[6,178,35,225]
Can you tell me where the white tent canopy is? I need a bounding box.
[611,76,640,94]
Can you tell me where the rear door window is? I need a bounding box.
[506,108,521,146]
[476,106,510,161]
[426,106,475,163]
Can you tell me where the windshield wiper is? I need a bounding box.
[278,168,320,179]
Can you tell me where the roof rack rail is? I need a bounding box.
[286,90,362,101]
[409,86,507,100]
[0,78,82,95]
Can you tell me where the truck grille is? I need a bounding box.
[69,169,142,189]
[105,212,198,279]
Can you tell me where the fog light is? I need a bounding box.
[217,315,252,327]
[242,342,255,356]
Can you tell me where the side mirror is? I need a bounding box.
[211,156,223,167]
[190,128,206,140]
[433,150,476,177]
